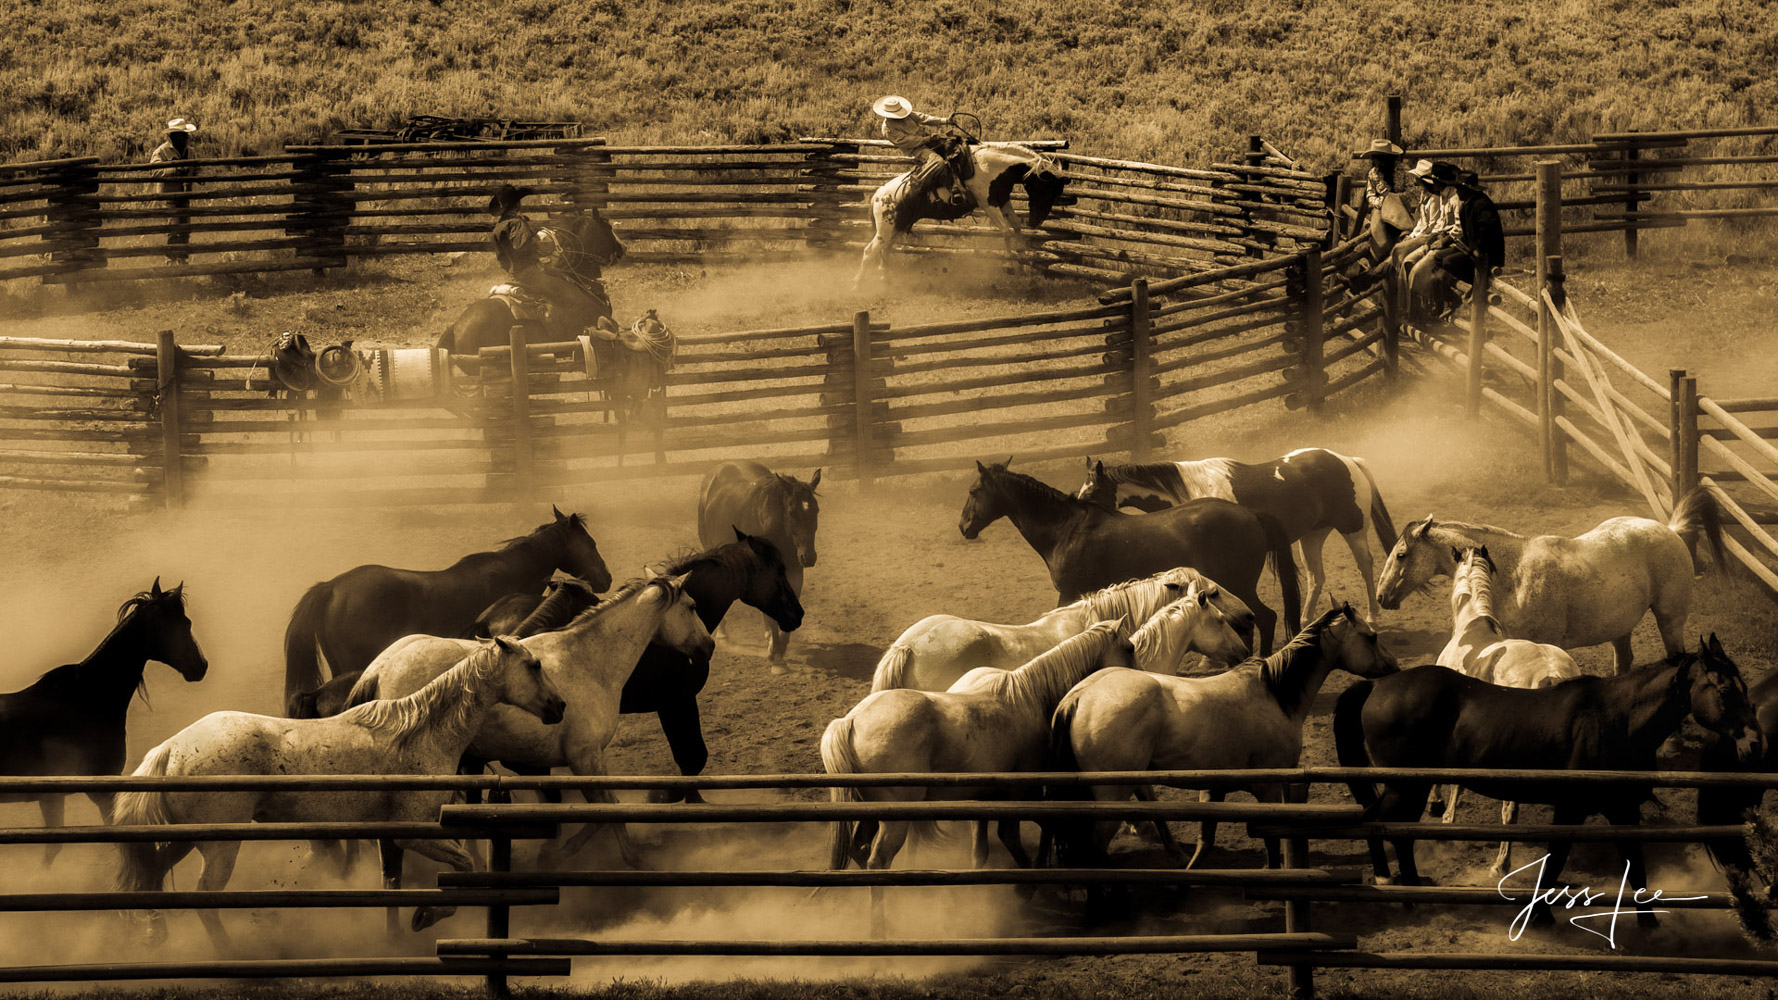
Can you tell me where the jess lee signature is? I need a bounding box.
[1499,853,1706,946]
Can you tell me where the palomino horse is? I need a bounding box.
[1431,546,1581,873]
[1049,605,1397,870]
[959,461,1301,653]
[1080,449,1397,625]
[114,638,560,948]
[281,507,610,712]
[1336,635,1762,928]
[821,620,1133,936]
[1374,487,1725,673]
[698,461,821,664]
[872,568,1254,693]
[854,142,1070,289]
[347,576,714,865]
[437,206,626,355]
[0,581,207,866]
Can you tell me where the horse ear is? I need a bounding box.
[1708,633,1726,658]
[150,577,163,597]
[809,468,821,490]
[1478,544,1490,561]
[172,581,185,597]
[1196,589,1210,607]
[975,460,988,474]
[733,525,748,542]
[1093,459,1104,475]
[551,504,565,520]
[1451,546,1463,563]
[1005,455,1014,469]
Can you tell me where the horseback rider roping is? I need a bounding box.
[873,95,972,209]
[487,183,607,337]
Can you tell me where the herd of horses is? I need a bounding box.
[0,445,1771,947]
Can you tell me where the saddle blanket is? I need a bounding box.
[361,346,453,401]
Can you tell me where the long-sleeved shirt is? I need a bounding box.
[148,140,191,193]
[492,214,542,273]
[1363,165,1396,209]
[880,112,949,157]
[1406,190,1455,239]
[1456,192,1506,267]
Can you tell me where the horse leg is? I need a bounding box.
[866,820,910,939]
[555,754,642,867]
[380,839,405,943]
[38,795,64,867]
[1134,785,1188,866]
[1490,800,1518,881]
[1340,528,1382,626]
[854,194,897,290]
[982,203,1021,274]
[649,696,709,805]
[997,819,1033,870]
[192,841,242,952]
[1296,530,1333,617]
[1441,784,1463,824]
[1528,803,1588,927]
[1256,784,1289,869]
[1605,800,1660,929]
[1375,782,1432,886]
[395,837,479,932]
[1611,634,1636,676]
[1252,600,1279,657]
[971,821,992,869]
[1187,789,1224,869]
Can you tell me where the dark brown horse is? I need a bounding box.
[281,507,610,713]
[958,461,1301,654]
[437,206,626,356]
[698,461,821,664]
[1699,669,1778,899]
[1336,636,1762,927]
[0,580,207,864]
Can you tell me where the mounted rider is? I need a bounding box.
[873,95,972,209]
[487,183,607,337]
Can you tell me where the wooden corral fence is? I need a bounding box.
[1367,95,1778,257]
[4,768,1771,998]
[1419,159,1778,595]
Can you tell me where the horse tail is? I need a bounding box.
[1334,681,1382,820]
[282,582,334,715]
[820,716,863,870]
[870,643,914,693]
[1351,457,1398,551]
[342,667,383,711]
[1669,486,1726,572]
[1258,511,1303,636]
[114,741,177,895]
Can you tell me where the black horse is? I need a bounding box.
[1699,669,1778,887]
[281,507,610,713]
[0,580,207,864]
[698,461,821,664]
[1336,635,1762,927]
[471,529,804,803]
[958,461,1301,654]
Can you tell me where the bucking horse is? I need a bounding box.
[854,138,1071,289]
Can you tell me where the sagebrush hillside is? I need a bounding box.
[4,0,1776,172]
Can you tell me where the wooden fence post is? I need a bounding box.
[1130,278,1154,460]
[1545,255,1569,482]
[1282,833,1316,1000]
[1465,259,1489,419]
[1331,174,1353,241]
[154,328,185,509]
[1300,250,1325,412]
[1384,95,1403,148]
[804,143,845,254]
[852,310,876,487]
[44,158,103,282]
[507,325,534,499]
[484,785,513,998]
[287,147,350,273]
[1622,138,1641,260]
[1670,370,1700,499]
[1535,160,1564,482]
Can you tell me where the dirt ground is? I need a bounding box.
[1,247,1776,999]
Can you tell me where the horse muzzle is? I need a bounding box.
[773,605,805,633]
[959,521,981,541]
[539,699,567,726]
[180,655,210,682]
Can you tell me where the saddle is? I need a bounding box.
[579,311,676,380]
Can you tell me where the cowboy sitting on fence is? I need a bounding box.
[487,183,607,338]
[873,95,973,209]
[1409,168,1505,325]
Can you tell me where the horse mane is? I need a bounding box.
[37,587,190,703]
[495,513,582,550]
[512,580,596,638]
[1260,605,1351,715]
[341,641,508,750]
[983,464,1076,508]
[1100,462,1190,501]
[1129,596,1203,666]
[1452,549,1504,635]
[999,620,1125,714]
[1417,518,1524,545]
[558,574,684,632]
[1075,569,1203,625]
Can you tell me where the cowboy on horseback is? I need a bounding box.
[487,183,607,338]
[874,95,972,209]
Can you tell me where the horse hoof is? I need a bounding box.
[410,905,456,932]
[644,788,682,805]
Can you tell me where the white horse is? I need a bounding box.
[1431,546,1581,875]
[854,143,1070,289]
[822,619,1131,935]
[346,575,713,864]
[1375,488,1724,673]
[113,638,561,948]
[871,567,1255,693]
[1049,606,1397,868]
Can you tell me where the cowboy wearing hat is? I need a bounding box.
[873,95,971,209]
[487,184,606,338]
[1352,138,1409,257]
[1410,169,1505,324]
[149,118,198,263]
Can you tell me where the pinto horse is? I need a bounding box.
[281,507,610,712]
[1335,635,1762,927]
[0,580,207,865]
[854,143,1070,289]
[1080,449,1397,625]
[1374,487,1725,673]
[959,461,1300,654]
[698,461,821,664]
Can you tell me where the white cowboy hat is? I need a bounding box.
[872,95,914,120]
[1406,159,1436,179]
[1353,138,1404,159]
[165,118,199,134]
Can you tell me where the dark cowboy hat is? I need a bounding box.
[1454,168,1485,192]
[1353,139,1405,160]
[1418,161,1461,189]
[487,183,534,214]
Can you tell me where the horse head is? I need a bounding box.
[959,459,1018,539]
[1680,634,1763,763]
[487,636,564,726]
[562,205,625,269]
[1132,586,1250,673]
[1019,153,1070,227]
[1316,603,1398,678]
[548,506,613,593]
[125,578,208,682]
[1072,457,1120,510]
[1376,515,1448,611]
[763,471,821,568]
[733,526,804,632]
[644,573,715,667]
